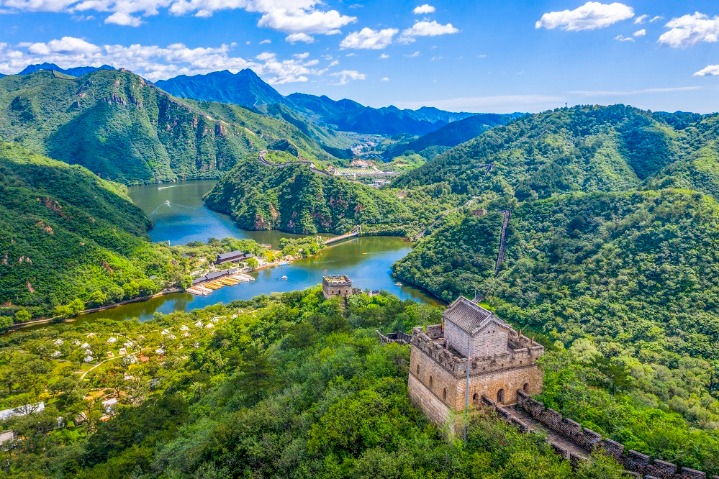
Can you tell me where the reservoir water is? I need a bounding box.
[78,181,436,322]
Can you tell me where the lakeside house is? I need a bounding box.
[216,250,254,264]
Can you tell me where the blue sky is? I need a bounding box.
[1,1,718,113]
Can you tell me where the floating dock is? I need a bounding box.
[186,273,255,296]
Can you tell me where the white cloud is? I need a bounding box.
[633,29,645,37]
[381,76,389,81]
[105,12,142,26]
[614,35,633,42]
[650,16,663,23]
[259,39,271,44]
[658,13,719,48]
[406,50,420,57]
[535,2,634,31]
[379,53,389,59]
[634,14,648,25]
[0,0,357,34]
[340,27,398,49]
[285,32,314,43]
[694,65,719,76]
[399,20,459,43]
[330,69,365,85]
[413,4,434,15]
[0,36,328,84]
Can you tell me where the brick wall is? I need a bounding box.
[515,390,717,479]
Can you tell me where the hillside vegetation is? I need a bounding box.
[0,70,334,184]
[0,288,625,479]
[204,155,447,235]
[390,104,719,473]
[0,143,188,322]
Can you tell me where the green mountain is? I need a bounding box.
[0,142,187,319]
[383,112,522,159]
[0,69,335,184]
[287,93,474,135]
[394,105,684,202]
[155,69,286,109]
[204,155,443,235]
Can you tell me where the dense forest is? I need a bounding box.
[204,155,449,235]
[390,105,719,474]
[0,288,627,479]
[0,142,189,323]
[0,70,336,184]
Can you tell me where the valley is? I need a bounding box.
[1,59,719,478]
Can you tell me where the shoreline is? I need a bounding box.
[6,287,184,332]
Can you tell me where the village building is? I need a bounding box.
[215,250,254,264]
[408,296,544,425]
[322,275,353,299]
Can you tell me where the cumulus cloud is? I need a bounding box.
[633,29,645,37]
[379,53,389,59]
[330,69,365,85]
[614,35,633,42]
[658,13,719,48]
[399,20,458,43]
[340,27,398,49]
[536,2,634,31]
[285,32,314,43]
[0,0,357,34]
[634,14,648,25]
[0,36,328,84]
[694,65,719,76]
[105,12,142,26]
[381,76,389,81]
[413,4,434,14]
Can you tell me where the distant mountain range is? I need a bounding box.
[155,69,476,136]
[17,62,115,77]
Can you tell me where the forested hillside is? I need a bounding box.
[0,143,188,322]
[390,105,719,474]
[0,70,334,184]
[204,156,446,235]
[394,105,686,203]
[0,288,626,478]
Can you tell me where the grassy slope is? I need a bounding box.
[0,70,334,184]
[0,143,187,316]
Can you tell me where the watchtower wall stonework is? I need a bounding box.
[407,323,544,426]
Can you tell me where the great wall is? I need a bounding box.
[372,292,719,479]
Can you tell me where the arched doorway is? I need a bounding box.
[472,393,479,404]
[523,382,529,393]
[496,389,505,404]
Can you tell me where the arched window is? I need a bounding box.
[442,388,447,400]
[416,364,420,375]
[472,393,479,403]
[497,389,505,404]
[429,376,433,388]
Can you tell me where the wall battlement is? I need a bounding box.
[515,390,718,479]
[411,325,543,378]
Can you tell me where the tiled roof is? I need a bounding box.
[443,296,510,335]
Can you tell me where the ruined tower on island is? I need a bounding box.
[408,296,544,425]
[322,275,353,299]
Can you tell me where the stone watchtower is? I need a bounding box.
[408,296,544,425]
[322,275,353,299]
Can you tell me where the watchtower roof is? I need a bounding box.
[443,296,510,336]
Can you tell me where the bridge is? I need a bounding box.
[324,226,361,245]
